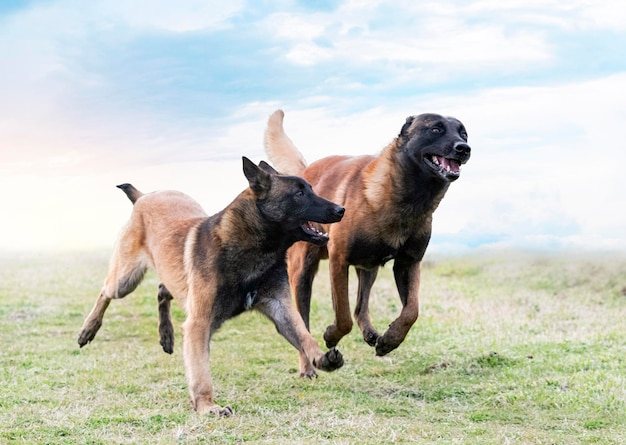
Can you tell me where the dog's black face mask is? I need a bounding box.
[263,175,345,246]
[243,158,345,246]
[400,113,471,182]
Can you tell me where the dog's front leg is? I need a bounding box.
[375,258,421,356]
[287,243,322,377]
[181,314,233,416]
[181,282,233,416]
[256,294,344,378]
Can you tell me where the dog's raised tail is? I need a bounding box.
[116,183,143,204]
[264,109,308,176]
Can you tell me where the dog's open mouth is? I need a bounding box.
[426,154,462,180]
[301,222,329,245]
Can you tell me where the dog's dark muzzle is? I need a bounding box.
[453,141,471,162]
[300,202,343,246]
[325,204,345,223]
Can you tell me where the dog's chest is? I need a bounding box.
[219,243,279,273]
[213,254,287,322]
[346,224,431,268]
[347,238,399,268]
[218,249,285,294]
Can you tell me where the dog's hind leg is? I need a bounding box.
[354,267,381,347]
[77,291,112,348]
[77,238,148,347]
[323,258,353,349]
[158,284,175,354]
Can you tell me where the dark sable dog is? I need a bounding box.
[264,110,471,377]
[77,157,345,416]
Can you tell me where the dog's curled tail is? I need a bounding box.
[116,183,143,204]
[263,109,308,176]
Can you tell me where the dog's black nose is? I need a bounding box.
[454,142,471,156]
[334,206,345,218]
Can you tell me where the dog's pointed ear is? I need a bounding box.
[242,156,271,196]
[400,116,415,137]
[259,160,280,176]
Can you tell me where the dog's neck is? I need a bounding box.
[215,189,292,254]
[364,140,450,219]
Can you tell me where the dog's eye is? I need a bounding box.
[295,191,304,198]
[431,126,443,134]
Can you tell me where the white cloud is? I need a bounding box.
[99,0,244,32]
[264,1,554,78]
[575,2,626,31]
[266,0,626,75]
[401,0,626,31]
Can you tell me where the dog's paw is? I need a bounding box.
[77,320,102,347]
[374,335,399,356]
[313,348,344,372]
[218,406,234,417]
[298,354,317,379]
[196,403,234,417]
[323,334,337,349]
[362,329,380,347]
[159,322,174,354]
[77,331,91,347]
[160,334,174,354]
[323,325,343,349]
[300,368,318,379]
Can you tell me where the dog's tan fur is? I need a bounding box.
[264,110,471,376]
[78,158,344,415]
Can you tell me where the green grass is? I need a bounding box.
[1,250,626,444]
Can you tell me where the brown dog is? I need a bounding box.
[77,157,345,415]
[264,110,471,376]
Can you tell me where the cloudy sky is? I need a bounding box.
[1,0,625,254]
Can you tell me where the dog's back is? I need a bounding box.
[124,189,208,301]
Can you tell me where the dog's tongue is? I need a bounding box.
[437,156,460,173]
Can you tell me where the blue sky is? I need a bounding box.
[1,0,625,253]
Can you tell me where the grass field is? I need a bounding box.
[1,250,625,444]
